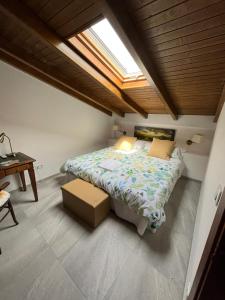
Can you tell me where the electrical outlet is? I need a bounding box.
[34,164,43,171]
[214,185,222,206]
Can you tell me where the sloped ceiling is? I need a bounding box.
[0,0,224,121]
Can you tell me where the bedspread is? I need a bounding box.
[62,147,184,231]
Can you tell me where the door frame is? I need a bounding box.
[188,188,225,300]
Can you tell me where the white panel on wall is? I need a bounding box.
[182,153,209,181]
[183,103,225,299]
[0,61,112,191]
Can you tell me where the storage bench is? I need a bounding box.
[61,179,110,227]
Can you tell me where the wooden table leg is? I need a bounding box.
[8,199,19,225]
[28,166,38,202]
[19,171,26,191]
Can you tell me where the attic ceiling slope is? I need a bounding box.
[103,0,179,120]
[0,37,114,116]
[1,0,224,119]
[0,0,148,119]
[124,0,225,120]
[0,11,122,116]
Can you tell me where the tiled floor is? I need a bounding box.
[0,175,200,300]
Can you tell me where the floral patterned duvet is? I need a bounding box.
[62,147,184,231]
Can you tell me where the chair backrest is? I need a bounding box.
[0,181,10,191]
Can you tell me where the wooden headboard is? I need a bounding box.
[134,126,176,141]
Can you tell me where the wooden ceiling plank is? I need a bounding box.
[140,0,221,30]
[157,51,225,69]
[161,64,225,77]
[151,12,225,45]
[165,73,225,81]
[57,4,102,37]
[47,0,93,29]
[159,56,225,72]
[103,0,178,120]
[214,83,225,122]
[163,68,225,80]
[38,0,73,21]
[0,38,120,117]
[154,24,225,52]
[154,35,225,58]
[127,0,157,10]
[0,0,148,118]
[144,1,225,38]
[22,0,49,13]
[156,42,225,64]
[133,0,186,21]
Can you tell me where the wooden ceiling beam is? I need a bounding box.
[0,39,121,117]
[0,0,148,119]
[69,35,123,88]
[121,79,150,90]
[214,84,225,122]
[102,0,178,120]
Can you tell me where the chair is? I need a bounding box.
[0,182,18,226]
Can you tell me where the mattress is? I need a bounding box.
[62,147,184,231]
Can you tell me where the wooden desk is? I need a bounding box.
[0,152,38,201]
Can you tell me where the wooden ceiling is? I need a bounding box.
[0,0,225,121]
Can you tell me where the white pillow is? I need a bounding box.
[133,140,144,150]
[142,141,152,151]
[171,147,183,160]
[134,140,152,151]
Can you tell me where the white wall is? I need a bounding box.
[0,61,113,191]
[183,103,225,298]
[113,114,216,156]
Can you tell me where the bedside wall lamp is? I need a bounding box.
[186,134,203,145]
[112,125,127,137]
[0,132,16,157]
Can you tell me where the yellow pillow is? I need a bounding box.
[114,136,137,151]
[148,138,175,160]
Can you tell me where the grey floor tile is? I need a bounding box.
[12,189,61,218]
[165,179,200,242]
[62,217,134,300]
[138,225,191,288]
[0,247,85,300]
[0,218,48,287]
[105,251,183,300]
[10,174,68,215]
[34,201,87,259]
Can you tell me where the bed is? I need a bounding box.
[62,126,184,235]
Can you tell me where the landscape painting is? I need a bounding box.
[134,126,176,141]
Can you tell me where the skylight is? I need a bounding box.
[89,19,142,77]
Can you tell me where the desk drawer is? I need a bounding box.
[0,170,5,179]
[5,164,31,175]
[17,164,31,172]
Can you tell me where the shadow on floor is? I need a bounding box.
[141,178,189,254]
[55,201,94,234]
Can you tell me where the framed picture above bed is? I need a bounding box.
[134,126,176,141]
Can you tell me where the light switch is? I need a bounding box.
[214,185,223,207]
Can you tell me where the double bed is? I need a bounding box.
[62,126,184,235]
